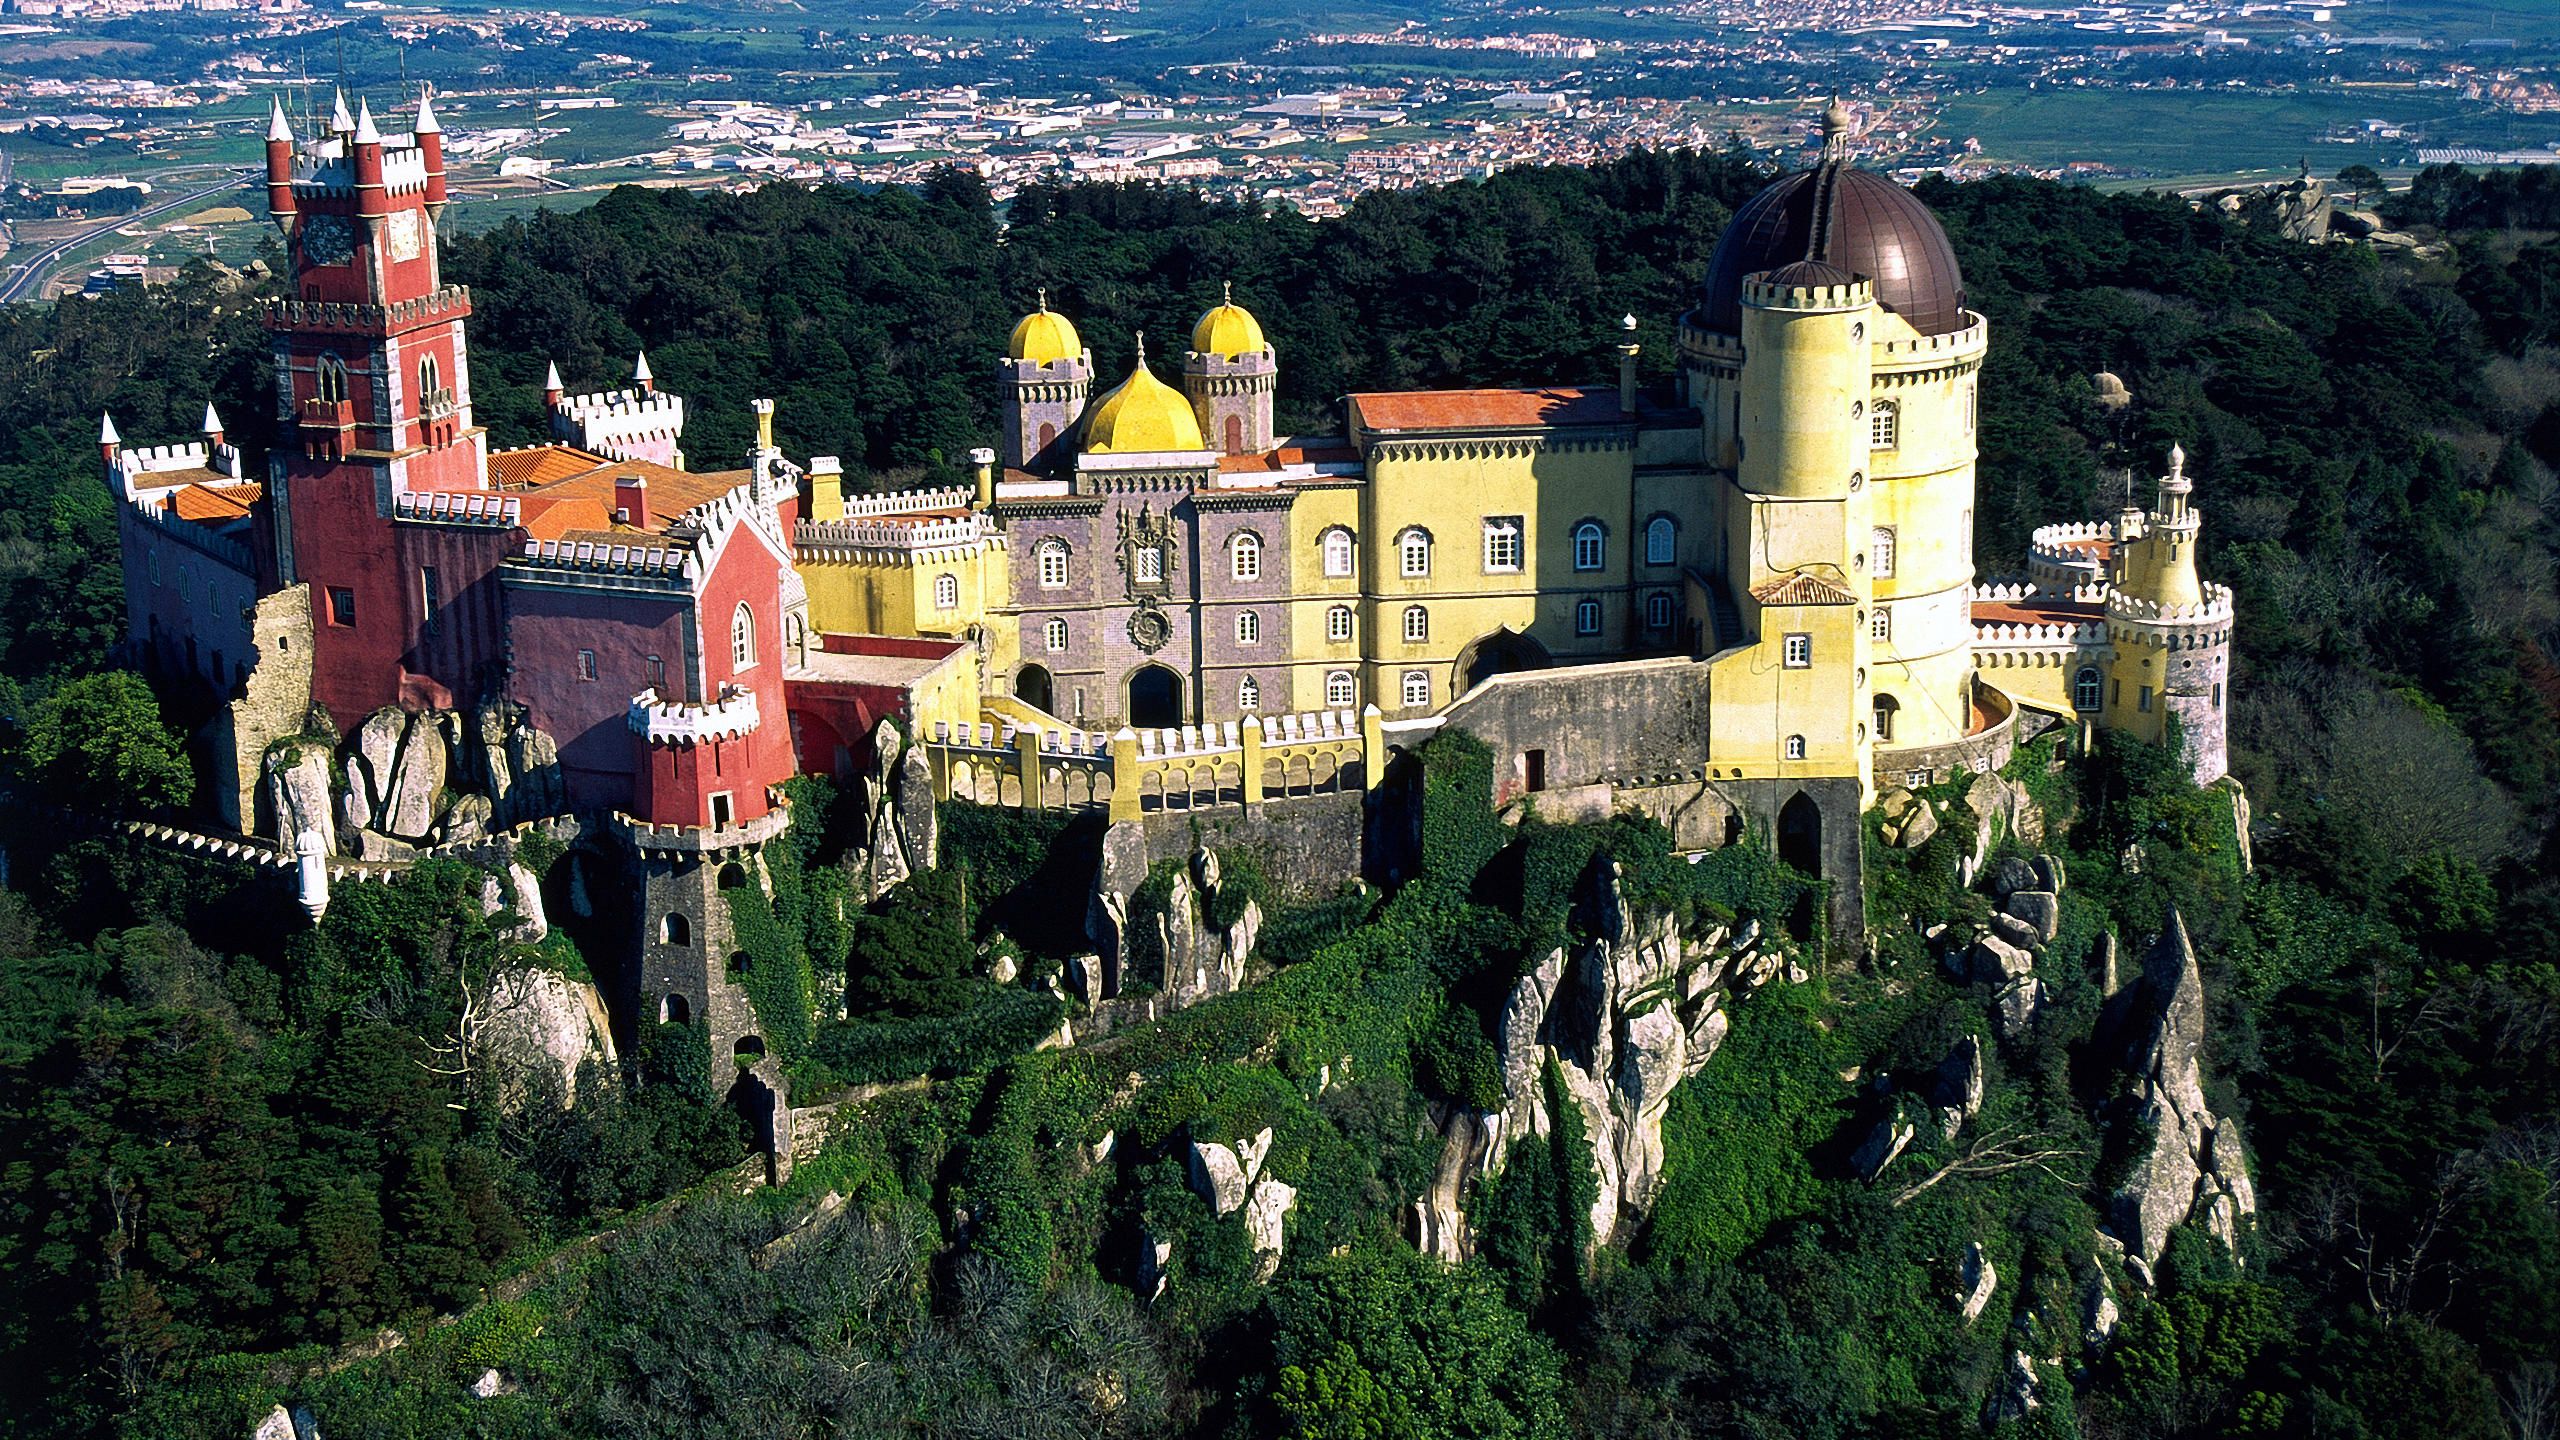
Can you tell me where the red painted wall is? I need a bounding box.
[629,510,799,828]
[505,581,692,817]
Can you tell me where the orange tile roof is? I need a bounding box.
[1351,386,1622,433]
[1218,451,1284,474]
[490,444,613,490]
[168,482,260,524]
[1973,596,2102,628]
[510,456,752,543]
[1751,571,1857,606]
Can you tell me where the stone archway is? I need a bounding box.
[1017,663,1055,715]
[1777,791,1824,941]
[1129,664,1183,728]
[1453,626,1552,698]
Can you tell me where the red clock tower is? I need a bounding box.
[264,90,509,724]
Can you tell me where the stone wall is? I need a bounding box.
[1132,789,1371,902]
[214,585,317,835]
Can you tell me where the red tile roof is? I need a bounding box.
[1351,386,1624,433]
[1751,571,1858,606]
[1973,596,2102,628]
[509,456,750,543]
[167,482,260,524]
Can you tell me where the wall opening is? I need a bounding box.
[1017,663,1055,715]
[1777,791,1823,941]
[718,862,751,889]
[1524,748,1546,793]
[733,1035,766,1064]
[660,912,691,947]
[660,992,689,1025]
[1129,664,1182,728]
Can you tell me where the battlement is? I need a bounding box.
[263,285,471,336]
[607,786,793,854]
[842,485,971,519]
[121,441,211,476]
[796,515,987,557]
[394,490,520,527]
[516,536,689,578]
[1971,580,2110,607]
[1873,314,1987,359]
[123,492,254,571]
[2106,583,2234,627]
[288,139,432,199]
[1742,269,1871,312]
[628,682,761,745]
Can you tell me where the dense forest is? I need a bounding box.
[0,152,2556,1438]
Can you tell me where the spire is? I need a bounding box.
[1222,279,1232,306]
[1036,286,1050,312]
[99,411,120,445]
[543,359,563,394]
[353,96,381,146]
[2168,441,2186,482]
[632,350,653,391]
[267,94,293,143]
[1820,94,1852,160]
[1134,330,1147,367]
[413,87,441,136]
[201,401,224,436]
[329,88,353,135]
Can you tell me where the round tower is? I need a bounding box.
[2105,444,2231,782]
[1001,292,1092,474]
[1184,283,1276,455]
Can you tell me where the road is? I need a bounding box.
[0,168,259,305]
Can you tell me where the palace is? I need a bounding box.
[107,92,2229,1050]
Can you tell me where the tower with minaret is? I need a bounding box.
[263,88,507,722]
[999,291,1093,474]
[2103,444,2231,782]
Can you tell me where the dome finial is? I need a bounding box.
[1222,279,1233,305]
[1037,286,1049,312]
[2169,441,2186,479]
[1134,330,1147,367]
[1821,95,1853,158]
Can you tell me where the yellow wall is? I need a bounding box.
[798,544,1014,676]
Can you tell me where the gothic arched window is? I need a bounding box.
[731,602,757,670]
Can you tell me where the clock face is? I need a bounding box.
[387,209,422,263]
[301,214,354,268]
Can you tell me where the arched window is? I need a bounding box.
[1572,521,1606,572]
[315,354,348,404]
[1237,610,1261,645]
[1231,531,1262,582]
[660,993,689,1024]
[1645,516,1676,566]
[1321,527,1355,578]
[787,612,807,665]
[1575,598,1602,636]
[1873,693,1900,744]
[1785,734,1807,760]
[1238,675,1261,711]
[419,352,441,399]
[659,912,691,947]
[1871,606,1892,642]
[731,602,757,670]
[1870,399,1899,450]
[1326,604,1354,642]
[933,572,959,610]
[1325,670,1356,708]
[1398,528,1432,578]
[2074,666,2102,711]
[1037,539,1069,589]
[1645,592,1674,629]
[1044,617,1068,652]
[1401,670,1431,708]
[1871,526,1897,579]
[1402,605,1428,643]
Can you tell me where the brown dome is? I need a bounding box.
[1698,163,1967,337]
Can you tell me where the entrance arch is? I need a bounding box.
[1016,663,1055,715]
[1452,627,1552,698]
[1128,664,1183,728]
[1777,791,1822,879]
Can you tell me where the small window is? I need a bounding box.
[1325,670,1355,707]
[732,602,757,668]
[1871,606,1891,642]
[327,586,356,627]
[1575,598,1602,636]
[934,572,959,610]
[1322,527,1355,578]
[1401,670,1431,708]
[1785,734,1806,760]
[646,654,666,689]
[418,353,441,400]
[659,912,691,947]
[1231,531,1262,582]
[1038,540,1069,589]
[2138,685,2153,714]
[2213,682,2224,710]
[1134,546,1163,584]
[1045,617,1068,652]
[577,648,598,681]
[1326,604,1354,643]
[1645,592,1673,629]
[148,553,160,586]
[420,566,439,622]
[315,355,348,404]
[1783,633,1811,668]
[1870,399,1898,450]
[1572,520,1605,572]
[2073,666,2101,712]
[709,792,734,827]
[1645,516,1675,566]
[1238,675,1261,711]
[1398,528,1431,578]
[1402,605,1428,643]
[1237,610,1261,645]
[1874,694,1900,743]
[1483,517,1522,573]
[1872,526,1896,579]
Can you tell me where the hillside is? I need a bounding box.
[0,157,2555,1439]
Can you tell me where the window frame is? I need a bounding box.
[1782,632,1811,668]
[933,572,960,611]
[2073,666,2101,712]
[731,601,758,669]
[1482,516,1523,574]
[1231,530,1262,583]
[1321,527,1355,579]
[1784,734,1806,760]
[577,648,598,682]
[1871,605,1891,643]
[1044,617,1069,653]
[1645,515,1676,566]
[1402,605,1429,643]
[1869,398,1898,450]
[1401,669,1431,708]
[1871,526,1896,580]
[1037,539,1069,590]
[1574,597,1602,636]
[327,586,356,627]
[1571,520,1606,573]
[1645,592,1673,630]
[1237,610,1261,645]
[1326,604,1354,643]
[1238,674,1261,711]
[1325,670,1356,708]
[1397,528,1432,579]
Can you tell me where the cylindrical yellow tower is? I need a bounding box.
[1863,295,1988,760]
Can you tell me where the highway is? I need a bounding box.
[0,168,259,305]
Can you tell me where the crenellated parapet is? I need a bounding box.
[263,286,473,338]
[394,490,520,527]
[551,386,688,469]
[627,683,762,746]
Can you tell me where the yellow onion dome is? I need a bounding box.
[1085,341,1205,454]
[1008,291,1084,365]
[1190,283,1268,359]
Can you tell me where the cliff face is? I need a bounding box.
[2107,910,2256,1277]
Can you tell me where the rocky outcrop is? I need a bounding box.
[1184,1127,1265,1216]
[477,860,549,943]
[1875,787,1938,849]
[1851,1106,1916,1182]
[850,720,937,903]
[1958,1241,1998,1324]
[1480,864,1754,1247]
[2107,910,2255,1271]
[1986,1352,2043,1424]
[332,704,548,853]
[262,741,335,856]
[1245,1175,1297,1282]
[469,698,564,825]
[1084,831,1260,1009]
[478,966,616,1112]
[1183,1125,1294,1282]
[1932,1034,1985,1138]
[1137,1230,1172,1302]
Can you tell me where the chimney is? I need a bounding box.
[808,454,845,524]
[1616,312,1641,415]
[614,474,649,529]
[969,446,997,509]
